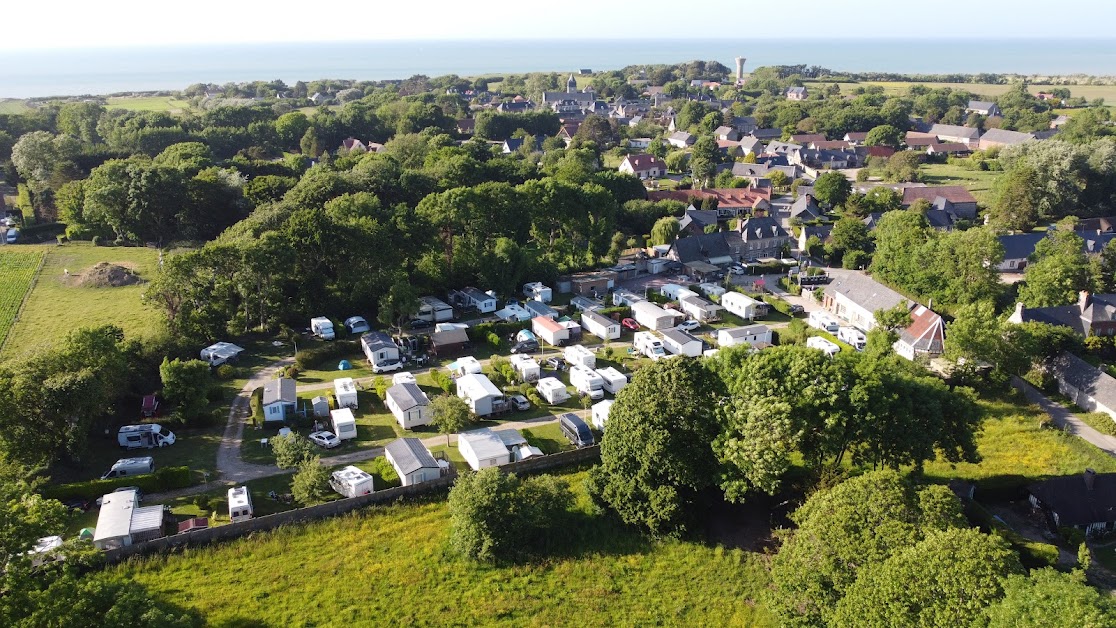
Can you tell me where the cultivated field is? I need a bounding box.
[0,248,45,349]
[2,243,164,359]
[104,96,192,112]
[806,80,1116,105]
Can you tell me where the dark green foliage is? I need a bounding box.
[41,466,193,502]
[159,357,213,426]
[291,456,331,506]
[986,568,1116,627]
[272,433,314,470]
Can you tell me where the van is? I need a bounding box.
[559,413,595,448]
[117,424,176,449]
[101,457,154,480]
[808,310,839,333]
[837,327,866,351]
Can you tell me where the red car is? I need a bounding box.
[621,318,640,331]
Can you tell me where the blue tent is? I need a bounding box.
[337,360,352,370]
[516,329,537,343]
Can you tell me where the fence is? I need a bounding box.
[101,446,601,564]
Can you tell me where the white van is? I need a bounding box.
[101,457,155,480]
[808,310,839,333]
[228,486,253,523]
[117,424,176,449]
[806,336,841,356]
[310,317,336,340]
[837,327,866,351]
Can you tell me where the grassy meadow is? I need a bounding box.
[0,99,33,114]
[0,248,45,349]
[2,242,164,359]
[805,80,1116,105]
[104,96,192,112]
[919,162,1003,204]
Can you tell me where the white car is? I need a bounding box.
[308,431,341,449]
[676,320,701,332]
[372,359,403,374]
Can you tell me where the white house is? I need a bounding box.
[564,344,596,369]
[660,284,698,301]
[581,310,621,341]
[679,295,722,322]
[533,316,571,346]
[661,328,703,357]
[893,305,946,361]
[592,399,615,430]
[823,273,910,332]
[618,154,666,179]
[92,488,165,550]
[456,373,504,416]
[334,377,358,409]
[721,292,762,321]
[522,282,553,303]
[384,438,443,486]
[509,354,541,383]
[596,367,627,394]
[632,301,680,331]
[718,325,772,348]
[1049,352,1116,423]
[536,377,570,404]
[458,428,512,470]
[360,331,400,367]
[385,382,432,429]
[456,287,498,313]
[261,378,297,423]
[330,408,358,441]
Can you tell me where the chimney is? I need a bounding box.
[1078,290,1091,313]
[1085,468,1096,491]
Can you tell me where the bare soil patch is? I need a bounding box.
[65,262,142,288]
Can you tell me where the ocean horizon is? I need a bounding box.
[2,38,1115,99]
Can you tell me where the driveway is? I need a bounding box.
[1012,376,1116,458]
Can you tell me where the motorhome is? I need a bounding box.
[101,457,154,480]
[837,327,867,350]
[227,486,253,522]
[329,466,374,498]
[569,365,605,400]
[595,367,628,394]
[808,310,840,333]
[806,336,841,356]
[330,408,358,441]
[633,331,667,361]
[117,424,176,449]
[310,317,336,340]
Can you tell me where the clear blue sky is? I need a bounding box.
[7,0,1116,50]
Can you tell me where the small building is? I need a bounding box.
[458,428,512,470]
[93,489,166,550]
[523,282,553,303]
[456,373,504,416]
[537,377,570,404]
[592,399,615,430]
[564,344,596,369]
[966,100,1002,117]
[698,283,726,299]
[569,270,617,297]
[494,430,543,462]
[596,367,627,394]
[261,378,297,423]
[667,131,695,148]
[385,382,432,429]
[928,123,981,146]
[661,283,698,301]
[581,310,621,341]
[311,395,331,418]
[660,328,703,357]
[329,466,374,498]
[509,354,541,383]
[978,127,1035,151]
[619,154,666,179]
[334,377,358,409]
[496,302,534,322]
[360,331,400,366]
[330,408,358,441]
[1048,352,1116,423]
[384,438,443,486]
[416,296,454,323]
[1029,470,1116,536]
[631,301,680,331]
[786,86,808,101]
[679,294,722,322]
[718,325,772,348]
[430,328,470,357]
[228,486,253,523]
[454,287,498,314]
[524,300,559,320]
[721,292,762,321]
[893,305,945,361]
[533,315,571,346]
[569,295,604,312]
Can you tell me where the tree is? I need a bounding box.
[865,124,902,148]
[377,278,419,334]
[826,216,872,261]
[812,171,852,207]
[664,150,690,174]
[989,164,1042,231]
[986,568,1116,627]
[272,432,314,469]
[768,170,790,188]
[587,358,724,537]
[159,358,213,426]
[1018,229,1092,307]
[448,468,572,562]
[649,216,680,246]
[291,455,332,505]
[832,528,1023,628]
[431,394,471,447]
[689,135,719,188]
[874,301,912,332]
[10,131,80,195]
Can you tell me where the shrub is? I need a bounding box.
[430,369,454,393]
[372,376,390,400]
[293,340,360,371]
[487,332,502,350]
[42,466,194,502]
[272,433,314,469]
[367,457,401,489]
[291,456,331,506]
[215,364,236,380]
[1060,526,1086,546]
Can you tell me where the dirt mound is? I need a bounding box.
[69,263,142,288]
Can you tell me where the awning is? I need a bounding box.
[707,256,734,266]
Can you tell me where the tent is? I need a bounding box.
[78,528,94,540]
[516,329,537,343]
[338,359,353,370]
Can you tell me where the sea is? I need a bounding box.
[2,38,1116,100]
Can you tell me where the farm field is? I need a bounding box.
[805,80,1116,105]
[114,469,775,627]
[0,99,32,114]
[0,248,45,350]
[2,242,165,359]
[104,96,192,112]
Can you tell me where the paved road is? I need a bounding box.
[1012,376,1116,458]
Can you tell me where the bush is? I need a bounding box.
[1060,526,1086,546]
[215,364,236,380]
[763,295,793,316]
[367,457,401,489]
[272,433,313,469]
[372,376,390,400]
[486,332,502,350]
[430,369,454,394]
[291,456,331,506]
[293,340,360,372]
[42,465,194,502]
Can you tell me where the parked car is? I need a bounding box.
[408,318,432,330]
[730,266,745,275]
[511,340,539,354]
[344,316,370,334]
[676,320,700,332]
[96,486,142,507]
[559,413,595,448]
[372,359,404,374]
[790,304,805,315]
[308,431,341,449]
[509,395,531,411]
[621,318,640,331]
[545,356,566,371]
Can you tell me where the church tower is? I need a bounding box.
[567,74,577,93]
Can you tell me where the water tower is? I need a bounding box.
[735,57,747,83]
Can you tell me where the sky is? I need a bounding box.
[6,0,1116,50]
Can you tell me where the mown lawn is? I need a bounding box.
[105,96,192,112]
[113,470,775,627]
[0,247,45,349]
[2,242,165,359]
[0,99,32,114]
[919,162,1003,204]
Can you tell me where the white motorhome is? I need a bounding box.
[569,365,605,400]
[310,317,336,340]
[199,341,244,367]
[807,336,841,356]
[536,377,570,404]
[592,399,614,430]
[509,354,541,383]
[117,424,176,449]
[633,331,667,361]
[329,466,374,498]
[330,408,358,441]
[333,377,358,409]
[564,344,596,369]
[837,327,867,351]
[596,367,628,394]
[227,486,253,522]
[101,457,154,480]
[808,310,840,333]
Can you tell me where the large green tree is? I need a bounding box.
[988,163,1042,231]
[432,394,472,447]
[812,171,852,207]
[986,568,1116,627]
[159,358,213,426]
[1018,229,1093,307]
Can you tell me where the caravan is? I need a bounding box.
[808,310,839,333]
[837,327,866,350]
[310,317,336,340]
[569,366,605,400]
[329,466,374,498]
[633,331,667,361]
[227,486,254,522]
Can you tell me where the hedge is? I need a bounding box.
[763,295,793,316]
[19,222,66,242]
[43,465,194,502]
[294,340,360,371]
[468,320,530,344]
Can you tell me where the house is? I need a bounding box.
[718,324,772,348]
[904,131,939,148]
[678,207,720,236]
[901,186,978,220]
[568,270,617,297]
[660,328,703,357]
[893,305,945,360]
[1009,292,1116,338]
[751,128,783,140]
[457,428,512,470]
[666,131,696,149]
[715,126,741,141]
[978,128,1036,150]
[923,208,956,231]
[631,300,681,331]
[721,291,763,320]
[430,328,470,357]
[536,377,570,404]
[996,232,1049,271]
[679,294,722,322]
[738,136,764,156]
[92,488,166,550]
[810,140,853,151]
[927,124,981,146]
[843,131,869,145]
[619,154,666,179]
[361,331,400,366]
[451,287,497,313]
[823,273,910,331]
[1047,352,1116,422]
[717,140,744,159]
[496,101,533,113]
[261,378,297,423]
[502,137,540,154]
[737,216,791,259]
[581,310,621,341]
[533,315,572,346]
[926,142,973,157]
[456,119,476,135]
[799,224,833,251]
[456,373,504,416]
[524,300,558,320]
[790,194,825,221]
[790,133,826,145]
[966,100,1002,117]
[385,438,443,486]
[1029,470,1116,536]
[509,354,541,383]
[786,86,808,101]
[334,378,358,409]
[385,383,432,429]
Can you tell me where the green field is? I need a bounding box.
[104,96,191,112]
[0,99,32,114]
[114,469,774,627]
[919,162,1003,204]
[2,242,165,359]
[805,80,1116,105]
[0,248,45,350]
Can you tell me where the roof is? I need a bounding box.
[824,273,911,314]
[721,324,770,339]
[661,328,702,346]
[790,133,826,144]
[897,305,945,354]
[844,131,869,141]
[457,373,502,399]
[631,300,672,318]
[998,232,1049,260]
[459,428,511,460]
[262,378,296,406]
[967,100,997,111]
[361,331,396,353]
[622,154,665,172]
[93,489,141,543]
[129,504,164,534]
[533,315,565,333]
[524,300,558,318]
[386,382,429,411]
[1029,471,1116,526]
[430,328,469,346]
[928,124,980,140]
[463,287,495,303]
[738,216,788,242]
[330,407,356,425]
[714,125,734,136]
[679,208,719,231]
[581,310,617,329]
[787,86,807,95]
[902,186,977,206]
[928,142,972,153]
[385,438,439,475]
[790,194,823,219]
[670,232,733,263]
[980,128,1035,145]
[335,378,356,395]
[493,429,528,447]
[679,294,719,312]
[1050,351,1116,412]
[668,131,694,143]
[570,295,603,311]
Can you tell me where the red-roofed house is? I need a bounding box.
[905,132,938,148]
[618,154,666,180]
[865,146,897,159]
[894,305,945,360]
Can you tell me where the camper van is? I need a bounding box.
[559,413,595,448]
[330,408,358,441]
[633,331,667,361]
[310,317,336,340]
[837,327,866,351]
[117,424,176,449]
[808,310,839,333]
[569,366,605,400]
[806,336,841,356]
[329,466,374,498]
[227,486,253,523]
[101,457,154,480]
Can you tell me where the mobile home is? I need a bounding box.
[385,383,432,429]
[92,489,165,550]
[329,466,374,498]
[456,373,504,416]
[592,399,615,430]
[596,367,627,394]
[458,428,512,470]
[536,377,570,404]
[721,292,761,321]
[533,316,571,346]
[699,283,727,299]
[509,354,541,383]
[416,296,454,322]
[330,408,358,441]
[717,325,772,348]
[581,310,621,341]
[333,377,358,409]
[679,295,722,322]
[228,486,253,523]
[660,284,698,301]
[384,438,443,486]
[453,287,498,314]
[631,301,680,331]
[661,328,703,357]
[261,377,297,423]
[564,344,596,369]
[360,331,400,367]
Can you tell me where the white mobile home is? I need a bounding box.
[458,428,512,470]
[385,382,432,429]
[524,300,559,320]
[333,377,358,409]
[660,284,698,301]
[457,287,498,313]
[384,438,443,486]
[533,316,571,346]
[227,486,254,523]
[661,329,703,357]
[581,310,621,341]
[808,311,840,333]
[360,331,400,366]
[679,295,722,322]
[564,344,596,369]
[569,365,605,399]
[416,296,454,322]
[449,356,483,378]
[93,489,165,550]
[718,325,772,348]
[199,341,244,366]
[330,408,358,441]
[261,378,297,423]
[721,292,762,321]
[495,302,534,322]
[523,282,553,303]
[536,377,570,404]
[611,288,643,307]
[592,399,615,430]
[632,301,680,331]
[329,466,374,498]
[456,373,504,416]
[509,354,541,383]
[596,367,627,394]
[699,283,727,299]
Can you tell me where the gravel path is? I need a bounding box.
[1012,376,1116,458]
